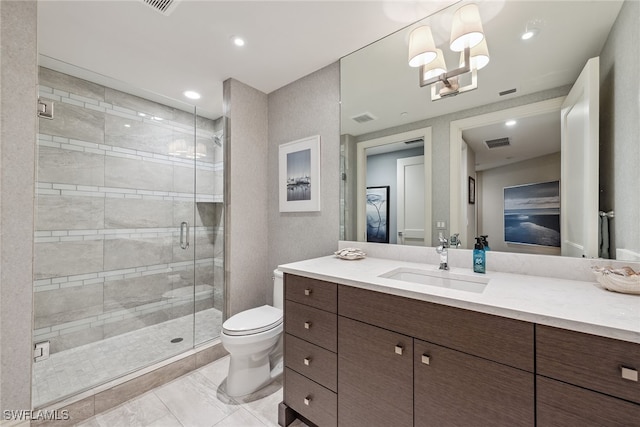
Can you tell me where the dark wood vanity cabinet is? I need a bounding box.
[337,316,413,427]
[280,274,639,427]
[414,339,534,426]
[283,274,338,427]
[338,284,535,427]
[536,325,640,426]
[537,376,640,426]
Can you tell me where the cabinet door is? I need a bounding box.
[414,339,534,427]
[338,316,413,427]
[537,376,640,426]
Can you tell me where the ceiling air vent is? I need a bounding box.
[485,137,511,149]
[404,138,423,145]
[351,112,377,124]
[142,0,181,16]
[499,88,517,96]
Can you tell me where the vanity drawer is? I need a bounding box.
[537,325,640,404]
[284,368,337,427]
[537,376,640,426]
[338,285,534,371]
[285,333,337,392]
[285,273,337,313]
[285,300,337,352]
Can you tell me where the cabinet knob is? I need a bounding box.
[395,345,404,355]
[304,321,312,330]
[421,354,431,365]
[621,366,638,382]
[304,357,312,366]
[304,396,312,406]
[304,288,312,296]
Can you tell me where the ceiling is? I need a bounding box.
[37,0,459,118]
[35,0,624,170]
[340,0,623,137]
[340,0,622,172]
[462,111,560,171]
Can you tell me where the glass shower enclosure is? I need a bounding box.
[32,64,224,407]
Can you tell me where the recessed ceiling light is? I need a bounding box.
[232,36,245,47]
[124,124,131,128]
[521,29,538,40]
[183,90,201,100]
[506,120,517,126]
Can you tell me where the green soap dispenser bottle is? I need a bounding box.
[473,237,486,274]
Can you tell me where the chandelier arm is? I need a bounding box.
[419,46,471,88]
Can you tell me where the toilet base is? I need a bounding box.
[225,336,283,397]
[226,355,271,397]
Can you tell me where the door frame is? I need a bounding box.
[356,127,432,245]
[449,97,565,247]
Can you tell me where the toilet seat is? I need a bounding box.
[222,305,283,336]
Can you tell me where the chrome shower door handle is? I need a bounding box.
[180,221,190,250]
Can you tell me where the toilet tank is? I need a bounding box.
[273,269,284,310]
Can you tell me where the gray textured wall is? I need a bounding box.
[224,79,270,315]
[0,0,37,413]
[267,63,340,296]
[600,0,640,258]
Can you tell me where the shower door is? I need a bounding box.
[32,65,223,408]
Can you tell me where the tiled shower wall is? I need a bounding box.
[34,67,224,354]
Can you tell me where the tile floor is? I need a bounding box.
[76,356,307,427]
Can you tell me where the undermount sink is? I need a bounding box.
[379,267,489,293]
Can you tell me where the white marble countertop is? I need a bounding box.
[279,255,640,344]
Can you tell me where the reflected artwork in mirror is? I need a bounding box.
[340,0,639,260]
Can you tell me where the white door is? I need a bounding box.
[397,156,425,246]
[561,57,599,258]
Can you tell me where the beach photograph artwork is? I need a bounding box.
[504,181,560,247]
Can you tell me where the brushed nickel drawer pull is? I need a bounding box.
[304,357,312,366]
[304,396,312,406]
[621,366,638,382]
[421,354,431,365]
[304,321,312,329]
[395,345,404,355]
[304,288,312,296]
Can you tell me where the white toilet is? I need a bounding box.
[221,269,284,397]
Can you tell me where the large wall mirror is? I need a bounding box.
[340,0,639,260]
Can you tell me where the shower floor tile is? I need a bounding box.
[77,356,309,427]
[33,308,222,408]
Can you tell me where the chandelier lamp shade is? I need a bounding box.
[408,3,489,100]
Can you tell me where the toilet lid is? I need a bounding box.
[222,305,283,336]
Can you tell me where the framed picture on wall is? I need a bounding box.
[279,135,321,212]
[366,186,390,243]
[468,176,476,204]
[504,180,560,247]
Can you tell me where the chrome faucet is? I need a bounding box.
[436,235,449,270]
